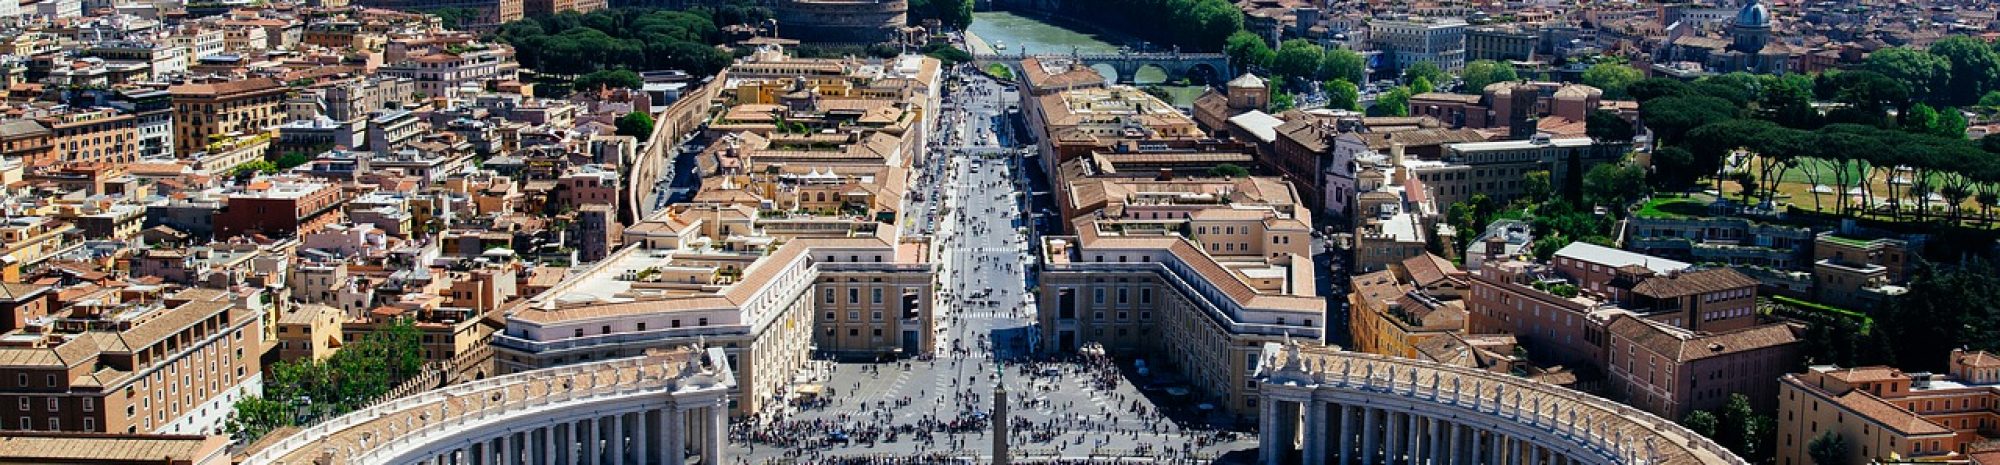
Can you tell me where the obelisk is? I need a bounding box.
[993,371,1010,465]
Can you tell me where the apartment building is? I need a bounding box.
[212,177,347,240]
[273,304,343,362]
[0,287,264,435]
[40,109,138,166]
[1369,16,1468,73]
[1414,135,1629,209]
[1603,314,1801,419]
[169,78,286,156]
[1776,349,2000,465]
[1465,245,1799,419]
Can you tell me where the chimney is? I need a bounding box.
[1485,234,1505,262]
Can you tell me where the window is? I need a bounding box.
[849,289,859,304]
[697,318,708,326]
[82,398,92,412]
[872,288,883,304]
[1094,289,1105,304]
[16,397,25,411]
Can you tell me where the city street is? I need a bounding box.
[728,68,1256,464]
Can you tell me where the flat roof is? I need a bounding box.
[1554,242,1691,274]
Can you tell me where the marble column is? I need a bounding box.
[636,410,649,465]
[1338,404,1354,465]
[1361,407,1379,463]
[1392,412,1408,462]
[702,405,727,465]
[1490,433,1504,465]
[1427,417,1442,465]
[1302,401,1327,465]
[1409,413,1423,465]
[1472,426,1488,462]
[568,423,581,465]
[584,418,599,465]
[504,436,514,465]
[611,413,626,465]
[1258,398,1280,464]
[663,407,686,465]
[543,426,556,465]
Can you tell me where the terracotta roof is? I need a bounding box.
[1630,268,1759,299]
[0,432,227,462]
[1410,92,1484,104]
[1398,253,1462,289]
[1821,366,1905,384]
[1607,315,1799,363]
[1957,350,2000,369]
[1794,375,1954,436]
[1349,269,1405,311]
[0,283,48,301]
[1019,57,1106,91]
[1353,128,1488,151]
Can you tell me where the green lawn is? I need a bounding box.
[1768,295,1874,333]
[1637,197,1710,219]
[1774,158,1864,184]
[985,63,1014,80]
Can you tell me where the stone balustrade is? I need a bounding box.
[244,347,734,465]
[1257,343,1748,465]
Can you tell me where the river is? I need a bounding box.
[966,11,1209,107]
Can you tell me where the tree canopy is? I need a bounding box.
[1807,431,1848,465]
[1270,39,1325,85]
[1224,31,1274,72]
[616,111,656,138]
[1060,0,1240,52]
[1322,79,1360,111]
[1458,60,1517,93]
[1580,62,1643,99]
[1402,61,1445,88]
[1862,46,1949,104]
[1318,48,1367,85]
[496,9,736,78]
[573,69,643,92]
[1368,86,1411,117]
[1585,109,1633,143]
[907,0,972,30]
[225,321,426,442]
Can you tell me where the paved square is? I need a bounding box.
[729,72,1256,464]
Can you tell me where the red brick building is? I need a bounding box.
[212,178,346,239]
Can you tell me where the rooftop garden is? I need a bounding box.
[1636,196,1710,219]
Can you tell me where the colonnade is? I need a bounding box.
[412,403,728,465]
[1259,397,1586,465]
